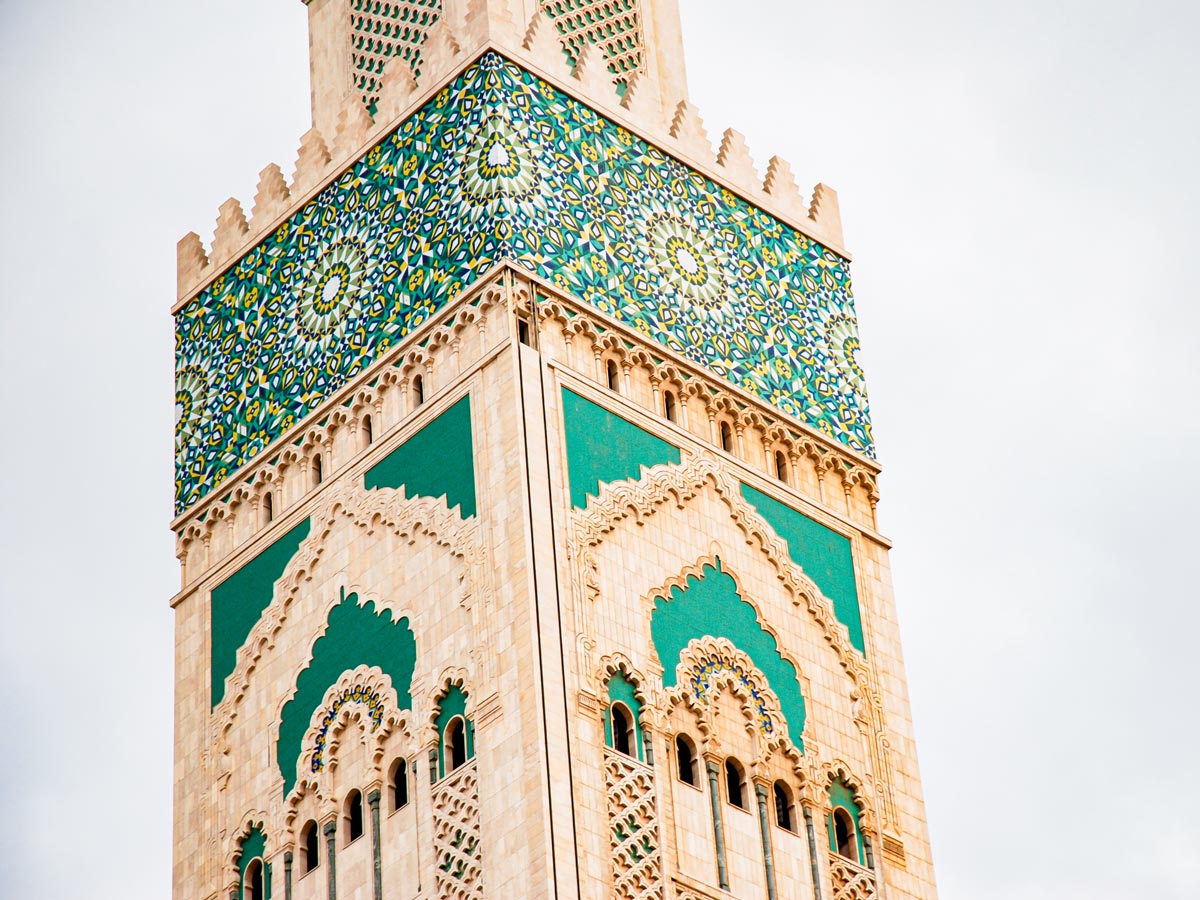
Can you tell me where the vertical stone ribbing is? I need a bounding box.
[755,783,778,900]
[368,789,383,900]
[323,820,338,900]
[705,760,729,891]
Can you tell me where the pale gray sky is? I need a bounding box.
[1,1,1197,898]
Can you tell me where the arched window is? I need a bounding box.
[262,491,273,525]
[774,450,789,484]
[773,781,795,832]
[311,453,323,487]
[610,703,634,757]
[606,358,620,392]
[663,390,677,423]
[834,807,858,861]
[725,758,746,809]
[412,374,424,407]
[345,789,364,843]
[362,414,373,448]
[719,421,734,453]
[445,717,467,772]
[244,858,264,900]
[675,734,697,786]
[301,820,319,872]
[435,685,473,778]
[390,758,409,811]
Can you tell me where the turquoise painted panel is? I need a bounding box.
[434,684,474,779]
[211,519,311,707]
[562,387,680,508]
[650,559,805,751]
[237,826,272,900]
[604,671,644,760]
[175,52,871,514]
[277,592,416,796]
[363,394,476,516]
[739,483,864,654]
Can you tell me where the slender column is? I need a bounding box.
[323,820,338,900]
[284,851,293,900]
[704,760,729,891]
[803,805,823,900]
[368,789,383,900]
[755,784,778,900]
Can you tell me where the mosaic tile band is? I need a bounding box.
[687,653,774,736]
[312,684,385,774]
[175,52,872,514]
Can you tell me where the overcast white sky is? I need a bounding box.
[1,1,1197,898]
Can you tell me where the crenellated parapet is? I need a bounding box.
[176,39,863,516]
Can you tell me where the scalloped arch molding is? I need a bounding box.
[651,559,806,750]
[277,591,416,796]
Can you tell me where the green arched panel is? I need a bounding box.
[650,559,806,751]
[277,592,416,796]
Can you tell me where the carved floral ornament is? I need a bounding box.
[211,480,488,752]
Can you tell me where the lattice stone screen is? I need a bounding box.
[604,749,663,900]
[432,760,483,899]
[351,0,444,106]
[830,855,877,900]
[541,0,646,86]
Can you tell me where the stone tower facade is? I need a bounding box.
[171,3,938,900]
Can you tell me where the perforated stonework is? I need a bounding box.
[541,0,646,85]
[433,761,483,899]
[830,856,878,900]
[352,0,443,106]
[175,52,870,513]
[604,749,663,900]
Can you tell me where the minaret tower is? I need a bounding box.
[171,3,938,900]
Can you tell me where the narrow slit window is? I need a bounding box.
[664,390,677,423]
[725,758,746,809]
[611,704,633,757]
[390,758,409,811]
[834,808,858,861]
[606,359,620,392]
[675,734,697,786]
[346,789,364,842]
[311,453,323,487]
[446,717,467,772]
[774,782,795,831]
[262,492,273,525]
[720,421,734,453]
[517,315,532,346]
[302,820,319,872]
[362,415,373,447]
[775,450,788,484]
[245,859,264,900]
[412,374,424,407]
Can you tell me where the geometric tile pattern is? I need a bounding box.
[175,52,871,513]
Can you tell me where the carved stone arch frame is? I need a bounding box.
[226,814,270,896]
[213,481,485,751]
[426,666,477,744]
[822,759,878,837]
[293,664,411,806]
[639,551,815,742]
